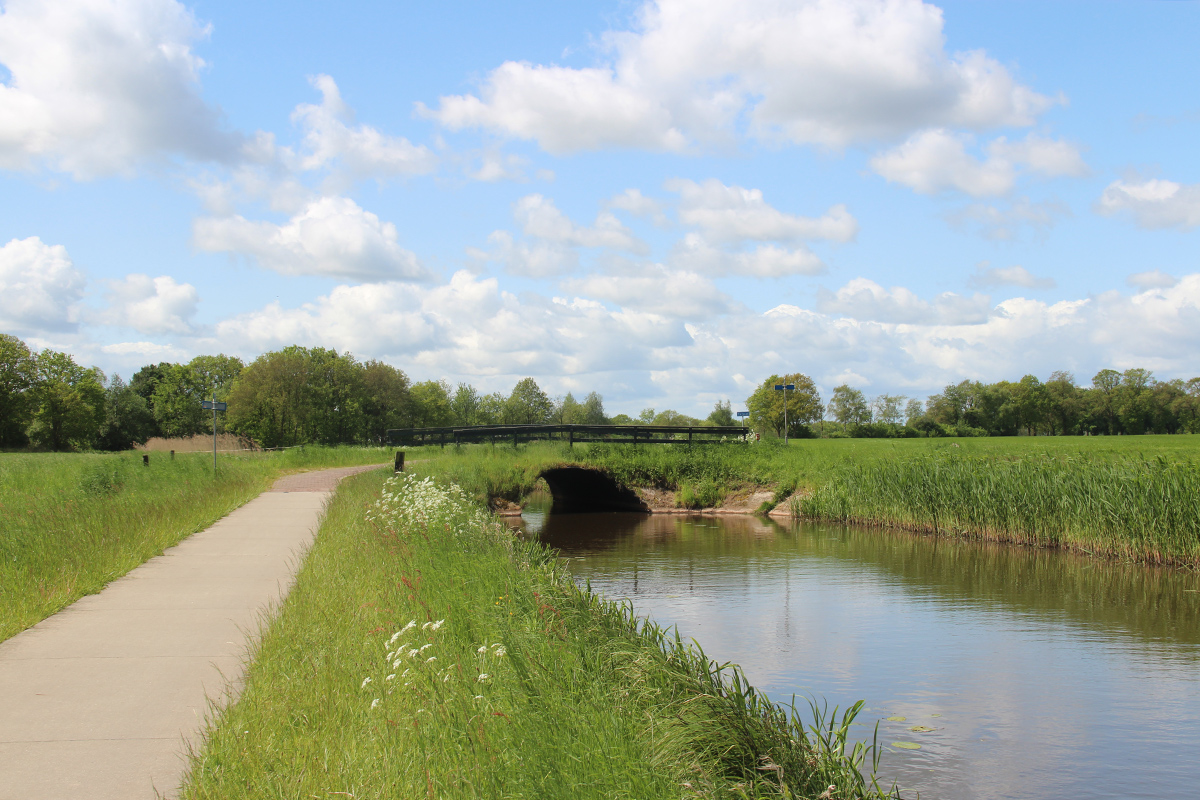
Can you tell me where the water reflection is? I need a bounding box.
[515,499,1200,800]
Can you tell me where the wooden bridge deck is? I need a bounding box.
[386,423,748,447]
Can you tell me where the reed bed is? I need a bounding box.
[794,453,1200,564]
[182,469,896,799]
[0,446,393,641]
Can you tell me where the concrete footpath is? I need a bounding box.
[0,463,388,800]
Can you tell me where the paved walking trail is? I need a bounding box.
[0,463,388,800]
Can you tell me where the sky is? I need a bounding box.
[1,0,1197,418]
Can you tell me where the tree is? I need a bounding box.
[504,378,552,424]
[827,385,870,427]
[1045,371,1082,435]
[362,360,410,443]
[94,376,156,450]
[188,354,244,433]
[27,350,105,450]
[1013,375,1051,435]
[451,383,481,426]
[582,391,607,424]
[227,347,312,447]
[706,400,735,426]
[410,380,454,428]
[871,395,905,427]
[637,408,656,424]
[555,392,587,424]
[152,364,207,438]
[0,334,36,447]
[746,373,822,437]
[476,392,506,425]
[903,398,925,427]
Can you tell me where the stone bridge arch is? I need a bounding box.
[538,466,649,513]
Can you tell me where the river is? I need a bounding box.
[514,496,1200,800]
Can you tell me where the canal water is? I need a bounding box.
[514,497,1200,800]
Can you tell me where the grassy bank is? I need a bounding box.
[404,436,1200,564]
[0,446,392,641]
[183,469,894,799]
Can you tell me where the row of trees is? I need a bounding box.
[742,369,1200,439]
[0,337,734,451]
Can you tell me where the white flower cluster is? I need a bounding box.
[365,473,489,532]
[363,617,456,710]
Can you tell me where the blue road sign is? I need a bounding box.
[736,411,750,417]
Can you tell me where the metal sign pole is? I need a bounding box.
[212,394,218,474]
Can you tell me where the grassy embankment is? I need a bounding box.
[404,436,1200,565]
[182,469,895,799]
[0,446,393,641]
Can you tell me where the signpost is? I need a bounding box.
[736,411,750,428]
[200,397,227,474]
[774,383,795,444]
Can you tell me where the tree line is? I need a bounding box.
[4,333,1196,452]
[744,369,1200,439]
[0,336,734,451]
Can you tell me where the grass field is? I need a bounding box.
[403,434,1200,564]
[181,469,896,799]
[0,446,393,642]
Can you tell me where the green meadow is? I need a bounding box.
[0,446,392,641]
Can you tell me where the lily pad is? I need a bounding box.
[886,716,907,722]
[891,741,922,750]
[909,725,935,732]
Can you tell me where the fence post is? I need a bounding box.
[394,451,405,473]
[142,454,149,467]
[170,450,175,460]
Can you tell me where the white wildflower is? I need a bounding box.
[419,643,433,653]
[361,677,372,689]
[492,645,506,657]
[478,673,489,682]
[408,649,420,658]
[426,656,437,663]
[429,619,445,631]
[474,695,484,701]
[370,698,380,709]
[386,674,396,681]
[476,645,487,654]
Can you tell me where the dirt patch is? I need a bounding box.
[138,433,257,453]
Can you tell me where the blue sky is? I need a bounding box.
[1,0,1197,417]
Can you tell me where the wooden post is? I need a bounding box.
[170,450,175,459]
[569,428,574,448]
[394,451,405,473]
[142,454,149,467]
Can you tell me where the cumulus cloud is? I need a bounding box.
[871,129,1086,196]
[1097,178,1200,230]
[968,262,1056,290]
[0,0,240,177]
[947,197,1070,241]
[514,194,646,251]
[607,188,667,224]
[291,75,436,179]
[193,196,428,281]
[0,236,86,332]
[670,234,825,277]
[203,272,1200,411]
[99,273,199,334]
[419,0,1053,153]
[1126,270,1178,291]
[562,267,735,318]
[817,278,989,324]
[484,230,579,278]
[669,178,857,242]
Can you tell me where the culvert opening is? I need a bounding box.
[539,466,649,514]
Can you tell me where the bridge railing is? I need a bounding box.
[385,423,749,447]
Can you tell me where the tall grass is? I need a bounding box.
[182,470,896,799]
[0,446,393,641]
[795,452,1200,564]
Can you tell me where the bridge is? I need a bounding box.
[386,423,748,448]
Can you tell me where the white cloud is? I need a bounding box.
[947,197,1070,241]
[193,196,428,281]
[607,188,667,224]
[468,150,531,182]
[669,178,857,242]
[0,0,240,177]
[485,230,578,278]
[292,75,436,179]
[514,193,646,251]
[562,268,735,318]
[968,262,1056,290]
[1097,178,1200,230]
[871,129,1086,196]
[1126,269,1178,291]
[198,271,1200,414]
[0,236,86,332]
[419,0,1053,153]
[99,273,198,334]
[817,278,989,324]
[671,234,825,277]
